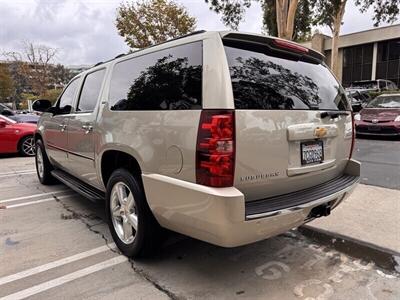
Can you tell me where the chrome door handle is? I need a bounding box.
[82,125,93,134]
[59,124,67,132]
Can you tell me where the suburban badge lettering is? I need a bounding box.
[240,172,281,182]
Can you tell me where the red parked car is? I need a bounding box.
[355,94,400,136]
[0,115,37,156]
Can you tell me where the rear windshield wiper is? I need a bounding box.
[320,111,349,119]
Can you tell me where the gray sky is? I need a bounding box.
[0,0,397,65]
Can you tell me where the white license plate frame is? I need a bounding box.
[301,140,324,165]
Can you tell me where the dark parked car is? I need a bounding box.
[355,94,400,136]
[347,90,372,112]
[348,79,397,93]
[0,103,40,124]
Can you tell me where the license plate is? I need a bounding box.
[368,126,381,131]
[301,141,324,165]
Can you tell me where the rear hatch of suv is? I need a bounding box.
[222,33,353,201]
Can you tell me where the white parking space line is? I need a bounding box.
[0,244,116,286]
[0,172,37,179]
[0,256,128,300]
[0,170,36,176]
[0,190,71,204]
[3,195,73,209]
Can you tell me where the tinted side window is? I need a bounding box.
[58,79,80,114]
[77,69,106,112]
[109,41,202,110]
[224,42,349,111]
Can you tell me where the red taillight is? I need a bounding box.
[196,110,235,187]
[273,39,309,53]
[349,113,355,158]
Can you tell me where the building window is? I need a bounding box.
[341,43,373,87]
[377,38,400,86]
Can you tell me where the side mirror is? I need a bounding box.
[0,119,7,128]
[32,99,52,112]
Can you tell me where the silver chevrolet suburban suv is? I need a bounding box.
[33,31,360,257]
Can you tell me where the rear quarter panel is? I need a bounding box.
[95,109,201,185]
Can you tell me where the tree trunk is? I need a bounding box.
[331,0,347,78]
[275,0,298,40]
[276,0,285,38]
[285,0,298,40]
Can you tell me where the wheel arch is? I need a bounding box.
[100,149,143,188]
[34,132,43,142]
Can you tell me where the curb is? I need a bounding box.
[299,225,400,273]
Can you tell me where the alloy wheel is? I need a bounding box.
[110,182,138,244]
[22,137,36,156]
[36,146,44,178]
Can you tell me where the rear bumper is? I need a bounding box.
[245,174,359,220]
[142,159,361,247]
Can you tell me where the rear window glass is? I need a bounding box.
[224,42,349,111]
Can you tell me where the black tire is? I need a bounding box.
[35,139,56,185]
[106,168,162,258]
[19,135,36,157]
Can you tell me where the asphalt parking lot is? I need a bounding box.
[353,137,400,189]
[1,140,399,300]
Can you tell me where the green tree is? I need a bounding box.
[0,64,15,102]
[116,0,197,49]
[204,0,252,30]
[261,0,311,41]
[43,88,63,104]
[356,0,400,26]
[3,41,58,96]
[5,61,29,108]
[49,64,73,88]
[310,0,347,77]
[205,0,310,41]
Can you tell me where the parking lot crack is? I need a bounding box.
[52,195,119,255]
[127,258,183,300]
[15,173,50,194]
[52,195,182,299]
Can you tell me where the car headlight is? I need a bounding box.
[395,115,400,122]
[354,113,361,121]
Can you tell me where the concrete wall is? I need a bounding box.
[324,49,344,82]
[322,24,400,51]
[310,33,327,53]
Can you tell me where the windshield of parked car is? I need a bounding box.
[0,115,17,124]
[351,81,378,89]
[366,95,400,108]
